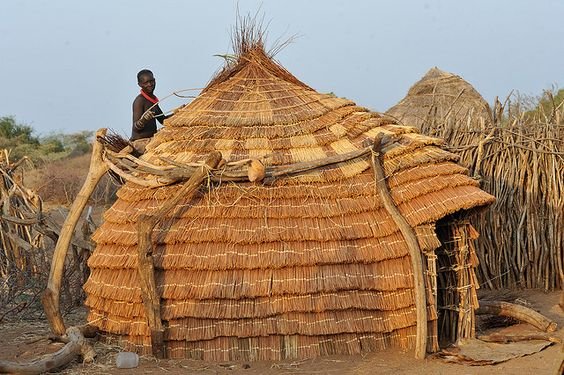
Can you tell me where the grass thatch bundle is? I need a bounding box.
[387,67,563,291]
[84,35,494,360]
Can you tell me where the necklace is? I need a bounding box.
[140,90,159,104]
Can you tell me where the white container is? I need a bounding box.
[115,352,139,369]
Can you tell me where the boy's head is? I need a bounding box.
[137,69,155,94]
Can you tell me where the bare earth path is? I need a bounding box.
[0,290,562,374]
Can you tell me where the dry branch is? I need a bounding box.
[476,301,558,332]
[0,326,94,375]
[103,144,375,187]
[477,333,561,344]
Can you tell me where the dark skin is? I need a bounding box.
[131,72,168,141]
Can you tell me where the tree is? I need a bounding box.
[523,88,564,123]
[0,116,39,144]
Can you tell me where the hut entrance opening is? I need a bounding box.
[434,215,481,346]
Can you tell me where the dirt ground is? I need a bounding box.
[0,290,562,375]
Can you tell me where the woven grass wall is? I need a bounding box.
[387,68,563,290]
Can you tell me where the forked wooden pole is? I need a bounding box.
[370,133,428,359]
[137,151,222,358]
[42,129,110,335]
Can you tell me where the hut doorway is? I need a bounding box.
[434,215,481,347]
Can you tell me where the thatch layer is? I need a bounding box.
[85,44,494,359]
[100,327,422,361]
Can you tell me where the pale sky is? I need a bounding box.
[1,0,562,137]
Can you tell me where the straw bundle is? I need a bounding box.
[84,41,494,360]
[387,68,563,290]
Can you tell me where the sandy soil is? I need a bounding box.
[0,290,562,375]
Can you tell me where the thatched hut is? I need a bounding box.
[387,67,493,150]
[83,40,495,360]
[386,68,563,291]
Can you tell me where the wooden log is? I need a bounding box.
[42,129,110,336]
[104,156,174,187]
[267,147,372,178]
[35,214,93,251]
[109,146,376,187]
[48,324,99,343]
[477,333,561,344]
[476,300,558,332]
[0,326,94,375]
[137,151,222,358]
[370,133,427,359]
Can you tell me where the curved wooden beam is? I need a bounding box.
[370,133,428,359]
[42,129,110,335]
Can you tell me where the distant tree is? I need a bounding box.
[63,130,94,156]
[535,88,564,112]
[523,88,564,123]
[0,116,94,163]
[0,116,39,145]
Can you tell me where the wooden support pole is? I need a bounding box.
[137,151,222,358]
[370,133,428,359]
[42,129,110,336]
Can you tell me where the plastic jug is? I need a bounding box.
[116,351,139,369]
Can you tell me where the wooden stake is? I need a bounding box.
[42,129,110,336]
[137,151,222,358]
[370,133,428,359]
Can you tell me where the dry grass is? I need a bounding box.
[27,153,118,206]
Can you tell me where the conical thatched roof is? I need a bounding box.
[84,41,494,360]
[387,67,493,135]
